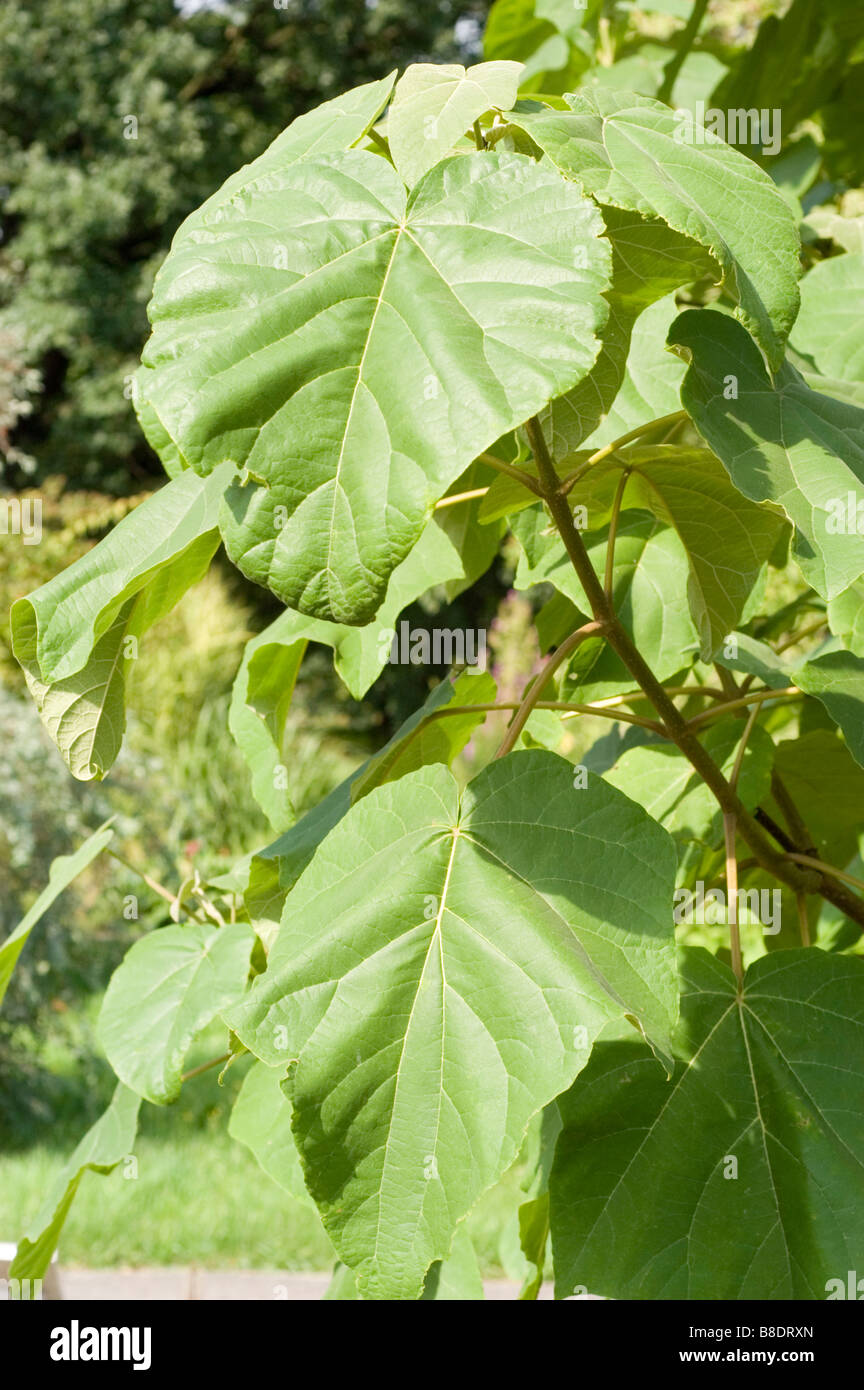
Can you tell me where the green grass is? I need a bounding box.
[0,1022,523,1276]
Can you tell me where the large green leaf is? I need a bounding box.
[0,823,114,1009]
[138,148,610,624]
[228,1060,313,1207]
[507,88,801,370]
[790,253,864,388]
[228,517,465,828]
[670,309,864,600]
[11,464,232,779]
[484,0,592,94]
[420,1226,484,1300]
[99,922,254,1104]
[551,948,864,1299]
[326,1224,484,1301]
[225,751,678,1298]
[10,1085,141,1286]
[387,62,523,187]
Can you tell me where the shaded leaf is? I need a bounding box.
[228,518,465,827]
[795,649,864,767]
[228,1060,314,1206]
[670,309,864,600]
[551,948,864,1299]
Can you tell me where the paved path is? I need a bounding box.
[53,1267,558,1300]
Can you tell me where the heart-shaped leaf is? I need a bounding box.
[138,148,611,623]
[225,750,677,1298]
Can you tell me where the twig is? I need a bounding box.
[181,1052,231,1084]
[495,621,603,757]
[108,849,185,910]
[434,487,489,510]
[786,854,864,896]
[558,412,687,496]
[796,893,812,948]
[729,703,762,793]
[686,688,800,729]
[657,0,710,105]
[476,453,543,495]
[520,412,864,930]
[775,618,826,654]
[770,772,816,851]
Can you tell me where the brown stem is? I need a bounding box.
[755,807,798,854]
[775,617,827,654]
[770,772,816,852]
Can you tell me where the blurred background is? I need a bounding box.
[1,0,861,1276]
